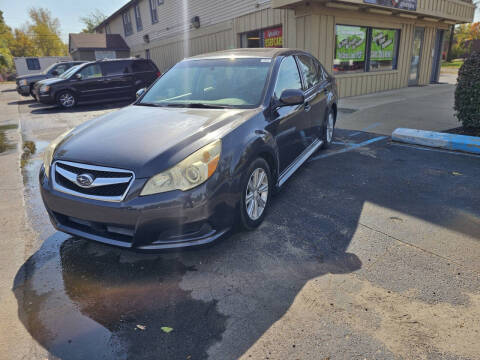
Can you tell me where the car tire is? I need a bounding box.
[57,91,77,109]
[239,158,272,230]
[30,86,37,101]
[321,108,335,149]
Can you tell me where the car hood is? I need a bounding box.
[17,73,47,82]
[35,77,64,87]
[54,105,258,178]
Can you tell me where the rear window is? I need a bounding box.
[132,60,156,73]
[101,61,130,76]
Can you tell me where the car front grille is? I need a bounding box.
[52,160,135,202]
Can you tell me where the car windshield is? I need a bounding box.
[42,63,58,75]
[59,65,81,79]
[138,58,272,108]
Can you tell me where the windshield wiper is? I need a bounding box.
[135,102,166,107]
[166,103,227,109]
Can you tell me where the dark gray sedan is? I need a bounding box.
[40,48,338,250]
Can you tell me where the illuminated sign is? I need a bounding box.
[263,27,283,48]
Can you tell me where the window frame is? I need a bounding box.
[295,54,320,91]
[149,0,158,24]
[26,58,40,71]
[272,55,303,100]
[134,4,143,32]
[334,24,401,75]
[122,10,133,37]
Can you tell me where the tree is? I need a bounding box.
[10,29,37,57]
[455,51,480,130]
[455,22,480,49]
[26,8,67,56]
[0,11,14,73]
[80,10,106,33]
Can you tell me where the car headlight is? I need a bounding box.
[43,129,74,178]
[40,85,50,93]
[19,79,27,86]
[140,139,221,196]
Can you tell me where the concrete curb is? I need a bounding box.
[392,128,480,155]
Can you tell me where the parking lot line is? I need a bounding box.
[349,122,383,137]
[310,136,388,161]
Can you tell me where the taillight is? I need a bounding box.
[156,72,161,77]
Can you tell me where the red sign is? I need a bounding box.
[263,27,283,48]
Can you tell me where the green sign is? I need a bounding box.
[371,29,396,61]
[335,26,367,61]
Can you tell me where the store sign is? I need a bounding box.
[370,29,396,61]
[335,26,366,61]
[263,27,283,48]
[364,0,417,11]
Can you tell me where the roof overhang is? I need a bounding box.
[272,0,476,24]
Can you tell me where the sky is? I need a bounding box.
[0,0,130,42]
[0,0,478,43]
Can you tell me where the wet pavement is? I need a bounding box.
[4,88,480,359]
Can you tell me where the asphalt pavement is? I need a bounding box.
[2,84,480,360]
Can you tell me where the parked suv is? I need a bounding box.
[35,58,161,108]
[16,61,85,99]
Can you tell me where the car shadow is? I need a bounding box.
[12,132,480,360]
[8,99,36,105]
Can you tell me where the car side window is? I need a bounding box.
[132,60,154,73]
[316,61,327,82]
[296,55,319,90]
[53,64,69,75]
[273,56,302,99]
[78,64,103,79]
[101,61,130,76]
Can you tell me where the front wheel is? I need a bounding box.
[239,158,272,230]
[321,109,335,149]
[57,91,77,108]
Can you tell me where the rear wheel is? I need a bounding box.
[57,91,76,108]
[239,158,272,230]
[321,109,335,149]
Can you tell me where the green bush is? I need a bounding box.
[455,51,480,130]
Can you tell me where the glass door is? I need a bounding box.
[409,27,424,86]
[430,30,445,83]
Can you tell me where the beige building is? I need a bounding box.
[95,0,476,97]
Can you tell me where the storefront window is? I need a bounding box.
[241,26,283,48]
[334,25,400,74]
[334,25,367,74]
[369,28,400,71]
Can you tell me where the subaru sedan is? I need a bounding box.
[40,48,338,250]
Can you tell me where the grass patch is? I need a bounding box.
[441,60,464,68]
[0,124,18,131]
[21,140,36,168]
[0,124,18,153]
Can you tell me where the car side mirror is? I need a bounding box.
[51,70,59,76]
[75,73,82,80]
[136,88,146,98]
[279,89,305,106]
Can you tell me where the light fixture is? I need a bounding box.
[191,16,200,29]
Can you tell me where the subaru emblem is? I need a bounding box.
[76,173,95,188]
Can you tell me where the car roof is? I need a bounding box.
[186,48,308,60]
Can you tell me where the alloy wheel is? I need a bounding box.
[245,168,269,221]
[59,93,75,108]
[327,112,334,143]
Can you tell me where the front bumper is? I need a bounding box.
[39,166,235,250]
[34,88,56,105]
[16,85,31,97]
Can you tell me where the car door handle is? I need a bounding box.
[304,102,312,112]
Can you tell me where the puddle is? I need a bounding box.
[13,236,228,360]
